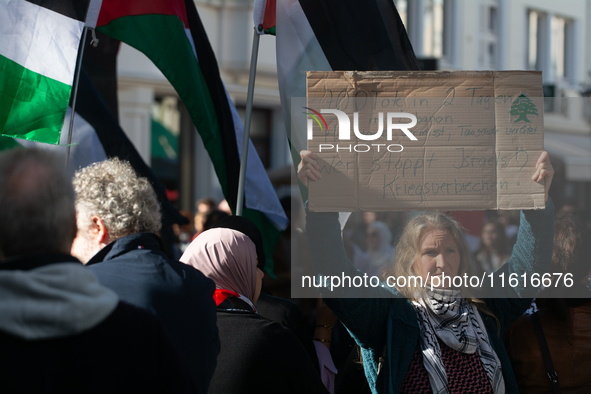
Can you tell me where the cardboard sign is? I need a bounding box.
[305,71,545,211]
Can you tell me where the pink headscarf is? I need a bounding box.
[180,228,258,301]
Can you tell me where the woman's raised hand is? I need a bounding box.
[532,151,554,202]
[297,150,321,188]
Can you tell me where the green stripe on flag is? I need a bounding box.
[0,55,70,145]
[98,15,229,196]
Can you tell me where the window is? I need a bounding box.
[401,0,454,63]
[527,10,541,71]
[423,0,445,58]
[527,10,573,82]
[394,0,408,28]
[551,16,567,80]
[479,1,498,69]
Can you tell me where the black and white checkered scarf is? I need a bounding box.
[411,289,505,394]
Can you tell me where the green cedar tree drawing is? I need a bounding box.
[510,94,538,123]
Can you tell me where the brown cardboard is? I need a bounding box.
[306,71,544,211]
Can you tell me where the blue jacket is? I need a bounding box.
[306,200,554,394]
[87,233,220,394]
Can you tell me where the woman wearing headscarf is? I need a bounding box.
[180,228,328,394]
[298,150,555,394]
[209,215,338,393]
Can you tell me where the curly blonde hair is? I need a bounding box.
[73,159,161,241]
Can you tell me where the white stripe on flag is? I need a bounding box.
[85,0,103,28]
[276,0,330,154]
[185,28,198,61]
[0,0,84,85]
[275,0,351,229]
[253,0,267,35]
[225,88,288,231]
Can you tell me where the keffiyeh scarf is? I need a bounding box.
[411,289,505,394]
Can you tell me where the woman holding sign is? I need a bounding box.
[299,150,555,394]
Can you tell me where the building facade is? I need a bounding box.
[116,0,591,216]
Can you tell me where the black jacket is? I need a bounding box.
[256,292,320,371]
[87,233,219,393]
[0,254,195,393]
[210,296,328,394]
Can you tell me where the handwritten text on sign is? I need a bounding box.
[304,71,545,211]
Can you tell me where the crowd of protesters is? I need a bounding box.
[0,148,589,394]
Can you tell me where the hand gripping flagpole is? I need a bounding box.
[65,27,90,168]
[236,28,261,216]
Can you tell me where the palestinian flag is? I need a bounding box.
[3,67,187,230]
[89,0,288,276]
[0,0,90,144]
[3,107,106,168]
[275,0,420,171]
[254,0,276,35]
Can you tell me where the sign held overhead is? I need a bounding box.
[302,70,545,211]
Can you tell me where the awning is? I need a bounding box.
[544,132,591,181]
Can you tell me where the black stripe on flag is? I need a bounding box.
[298,0,420,71]
[24,0,90,22]
[184,0,241,210]
[74,67,188,228]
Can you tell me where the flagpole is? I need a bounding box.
[65,27,89,167]
[236,28,261,216]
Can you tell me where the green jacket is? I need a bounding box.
[305,199,554,394]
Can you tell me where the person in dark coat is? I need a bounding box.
[181,227,328,394]
[71,158,219,393]
[505,215,591,393]
[0,149,195,393]
[210,215,319,367]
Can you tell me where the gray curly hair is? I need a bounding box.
[73,158,162,241]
